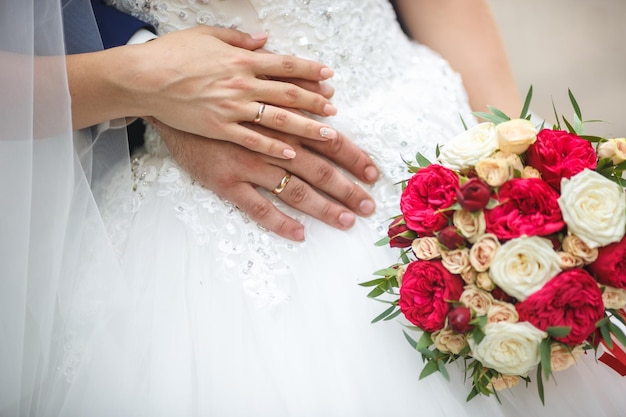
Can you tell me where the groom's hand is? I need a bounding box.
[149,118,379,242]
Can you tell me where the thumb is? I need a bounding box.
[204,26,268,50]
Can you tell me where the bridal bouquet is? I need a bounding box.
[362,88,626,402]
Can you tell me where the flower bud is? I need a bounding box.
[447,306,474,333]
[387,216,416,248]
[597,138,626,165]
[437,226,466,250]
[456,177,491,212]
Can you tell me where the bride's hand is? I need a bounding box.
[148,118,379,242]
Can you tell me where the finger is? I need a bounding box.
[244,104,337,142]
[223,182,306,242]
[259,170,359,230]
[254,53,334,82]
[272,77,335,99]
[254,78,337,116]
[197,26,268,51]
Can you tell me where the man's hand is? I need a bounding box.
[149,118,379,242]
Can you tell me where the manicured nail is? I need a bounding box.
[283,148,296,159]
[293,227,305,242]
[364,165,379,182]
[320,67,334,79]
[323,103,337,116]
[338,212,355,228]
[250,32,268,40]
[319,82,335,97]
[359,199,375,216]
[319,127,337,139]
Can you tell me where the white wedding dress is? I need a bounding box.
[51,1,626,416]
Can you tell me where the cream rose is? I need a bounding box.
[597,138,626,165]
[469,322,546,375]
[460,285,493,316]
[562,234,598,264]
[441,248,472,275]
[602,285,626,310]
[521,165,542,179]
[489,236,562,301]
[469,233,500,272]
[433,328,468,355]
[453,210,486,243]
[411,237,441,260]
[488,375,520,391]
[496,118,538,155]
[460,268,477,285]
[494,151,524,174]
[396,264,407,287]
[550,343,584,372]
[476,271,495,291]
[474,157,511,187]
[437,122,498,172]
[487,300,519,324]
[557,251,584,270]
[558,169,626,248]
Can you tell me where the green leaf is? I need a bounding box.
[546,326,571,338]
[366,286,385,298]
[383,308,403,321]
[473,111,508,125]
[519,85,533,119]
[419,359,440,380]
[403,330,418,350]
[415,331,433,351]
[487,105,511,122]
[437,360,450,381]
[372,267,398,277]
[536,364,546,405]
[414,152,432,168]
[562,116,576,134]
[579,135,604,143]
[600,322,613,349]
[568,89,582,121]
[539,338,552,380]
[551,99,561,130]
[459,114,468,131]
[358,277,387,287]
[466,387,480,402]
[371,304,398,323]
[609,321,626,347]
[374,236,390,247]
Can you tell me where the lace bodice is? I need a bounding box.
[102,0,473,305]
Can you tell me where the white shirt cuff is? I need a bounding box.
[127,28,157,45]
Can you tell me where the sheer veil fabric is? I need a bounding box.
[0,0,132,415]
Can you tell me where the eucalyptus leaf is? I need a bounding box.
[519,85,533,119]
[562,116,576,134]
[403,330,418,350]
[487,105,511,121]
[415,152,432,168]
[383,309,403,321]
[608,321,626,347]
[536,364,545,405]
[540,338,552,380]
[437,360,450,381]
[546,326,571,338]
[416,331,433,351]
[374,236,390,247]
[366,286,385,298]
[371,305,398,323]
[568,89,582,121]
[419,359,440,380]
[358,277,387,287]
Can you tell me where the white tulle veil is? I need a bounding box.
[0,1,131,415]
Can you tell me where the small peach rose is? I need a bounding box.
[460,268,477,285]
[550,343,584,372]
[597,138,626,165]
[453,210,486,244]
[602,285,626,310]
[460,285,494,316]
[521,165,542,179]
[496,118,537,155]
[412,237,441,260]
[441,248,472,275]
[469,233,500,272]
[487,300,519,324]
[396,264,408,287]
[557,251,585,270]
[488,375,520,391]
[476,271,495,291]
[433,328,469,354]
[475,157,510,187]
[494,151,524,175]
[562,234,598,264]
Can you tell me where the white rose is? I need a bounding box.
[437,122,498,172]
[602,285,626,310]
[597,138,626,165]
[558,169,626,248]
[489,236,562,301]
[453,210,485,243]
[469,322,546,375]
[496,118,537,155]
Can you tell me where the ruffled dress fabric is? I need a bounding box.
[55,0,626,415]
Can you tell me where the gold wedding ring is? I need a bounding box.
[253,103,266,124]
[272,171,292,195]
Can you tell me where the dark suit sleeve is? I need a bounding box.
[90,0,155,49]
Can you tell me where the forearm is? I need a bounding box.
[395,0,521,116]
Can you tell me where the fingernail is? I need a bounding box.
[319,82,335,97]
[364,166,379,182]
[320,67,334,79]
[323,103,337,116]
[293,227,305,242]
[359,199,375,216]
[251,32,268,40]
[320,127,337,139]
[338,212,355,228]
[283,148,296,159]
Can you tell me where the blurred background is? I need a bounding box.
[488,0,626,137]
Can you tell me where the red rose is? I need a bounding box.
[447,306,474,333]
[387,216,417,248]
[588,235,626,290]
[456,177,491,212]
[399,260,464,333]
[437,226,466,250]
[400,164,459,235]
[485,178,564,240]
[525,129,597,191]
[516,269,605,345]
